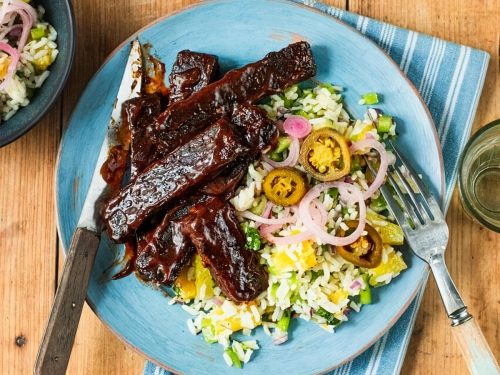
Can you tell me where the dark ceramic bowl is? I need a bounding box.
[0,0,75,147]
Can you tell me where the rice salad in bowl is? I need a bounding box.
[0,0,58,122]
[169,83,407,368]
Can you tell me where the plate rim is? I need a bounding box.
[55,0,444,372]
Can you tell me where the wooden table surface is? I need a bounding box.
[1,1,499,374]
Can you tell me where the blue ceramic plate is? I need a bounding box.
[56,1,444,373]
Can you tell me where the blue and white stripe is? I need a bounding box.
[144,1,489,374]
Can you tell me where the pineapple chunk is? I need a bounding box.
[174,267,196,301]
[271,240,317,274]
[369,250,407,286]
[0,55,11,79]
[194,254,214,299]
[329,288,348,305]
[33,49,53,72]
[300,241,318,270]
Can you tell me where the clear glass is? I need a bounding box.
[458,119,500,232]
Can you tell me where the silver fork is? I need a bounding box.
[366,140,499,375]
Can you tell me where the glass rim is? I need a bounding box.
[458,118,500,232]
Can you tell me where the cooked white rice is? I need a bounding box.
[170,83,407,367]
[0,5,58,121]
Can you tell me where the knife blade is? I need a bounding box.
[78,38,143,232]
[34,39,143,375]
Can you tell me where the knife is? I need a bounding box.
[34,39,143,375]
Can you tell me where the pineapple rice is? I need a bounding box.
[169,83,407,367]
[0,3,58,122]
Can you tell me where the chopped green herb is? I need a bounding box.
[320,244,330,254]
[283,97,294,108]
[327,187,339,200]
[246,228,262,251]
[350,155,364,173]
[310,270,324,281]
[241,223,262,251]
[316,307,341,326]
[369,194,387,213]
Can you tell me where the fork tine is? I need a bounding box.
[388,139,432,198]
[384,166,421,225]
[365,158,416,227]
[389,164,428,224]
[378,184,411,230]
[389,140,443,218]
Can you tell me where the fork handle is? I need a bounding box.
[429,253,468,319]
[452,317,500,375]
[429,254,500,374]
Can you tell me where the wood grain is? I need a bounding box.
[0,1,498,374]
[0,105,60,373]
[35,228,100,375]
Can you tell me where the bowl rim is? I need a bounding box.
[55,0,445,372]
[0,0,76,147]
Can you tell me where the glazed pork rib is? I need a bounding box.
[104,118,249,241]
[132,103,277,282]
[134,195,210,285]
[230,103,277,152]
[152,41,316,155]
[121,94,163,178]
[122,51,219,178]
[183,196,268,302]
[169,50,220,104]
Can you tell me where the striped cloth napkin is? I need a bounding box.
[144,1,489,374]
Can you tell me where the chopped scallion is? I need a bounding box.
[360,274,372,305]
[359,92,379,105]
[225,348,242,368]
[377,114,393,133]
[275,136,291,154]
[277,310,291,332]
[30,27,46,40]
[292,109,310,119]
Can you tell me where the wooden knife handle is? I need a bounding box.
[34,227,100,375]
